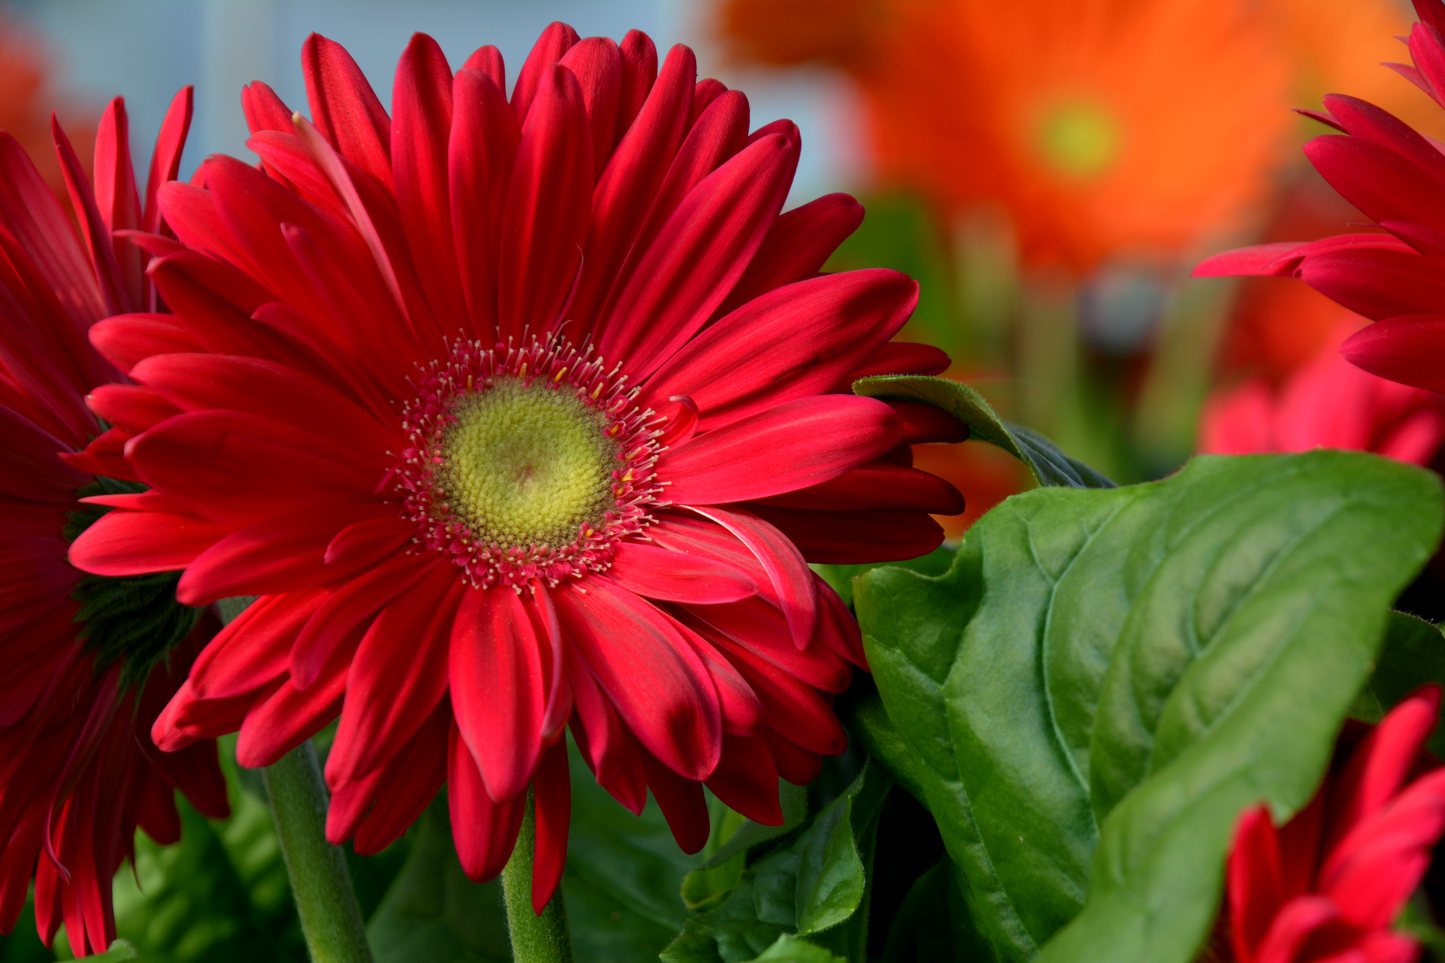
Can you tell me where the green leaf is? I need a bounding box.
[365,800,509,963]
[662,761,893,963]
[750,935,846,962]
[1354,611,1445,757]
[852,375,1114,489]
[85,942,137,962]
[853,451,1443,963]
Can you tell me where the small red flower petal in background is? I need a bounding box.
[1221,685,1445,963]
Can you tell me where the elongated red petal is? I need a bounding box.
[531,739,571,912]
[303,33,393,188]
[68,509,231,577]
[326,565,460,786]
[392,34,467,327]
[660,395,901,504]
[450,586,546,803]
[643,270,919,429]
[605,540,757,603]
[450,68,518,341]
[447,720,526,881]
[496,63,593,340]
[553,578,721,780]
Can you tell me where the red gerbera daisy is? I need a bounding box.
[1195,0,1445,395]
[67,25,965,912]
[1199,319,1445,463]
[0,88,231,956]
[1216,685,1445,963]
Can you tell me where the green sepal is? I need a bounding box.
[65,477,202,691]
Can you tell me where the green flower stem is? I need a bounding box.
[262,741,374,963]
[501,788,574,963]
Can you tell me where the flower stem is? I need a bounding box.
[501,788,573,963]
[262,741,374,963]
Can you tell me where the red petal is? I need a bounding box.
[450,68,519,342]
[559,37,624,174]
[718,192,865,315]
[1192,242,1316,278]
[496,63,593,341]
[1341,315,1445,393]
[235,639,350,768]
[705,734,782,825]
[614,31,658,141]
[642,270,919,430]
[189,590,327,700]
[88,313,203,373]
[1227,804,1285,961]
[755,459,965,514]
[241,81,291,136]
[291,554,438,689]
[605,539,757,603]
[130,352,398,459]
[352,705,449,854]
[566,650,648,814]
[450,586,546,803]
[683,505,816,648]
[302,33,393,189]
[1306,134,1445,230]
[127,410,382,527]
[553,578,721,780]
[462,45,505,89]
[751,505,945,564]
[660,395,901,504]
[1322,685,1442,854]
[68,509,231,577]
[392,34,467,328]
[325,565,460,786]
[176,504,394,605]
[530,739,571,913]
[569,43,693,336]
[597,133,795,380]
[510,22,580,122]
[447,719,526,881]
[641,750,710,854]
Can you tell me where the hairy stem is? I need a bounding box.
[263,741,374,963]
[501,787,573,963]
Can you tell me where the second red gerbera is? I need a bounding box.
[68,24,965,910]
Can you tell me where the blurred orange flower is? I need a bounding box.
[721,0,1434,274]
[721,0,1295,272]
[0,14,95,196]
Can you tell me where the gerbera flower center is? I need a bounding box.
[1035,99,1120,179]
[439,376,619,549]
[394,336,664,589]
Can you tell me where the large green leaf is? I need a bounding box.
[852,376,1114,489]
[662,761,892,963]
[854,451,1442,963]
